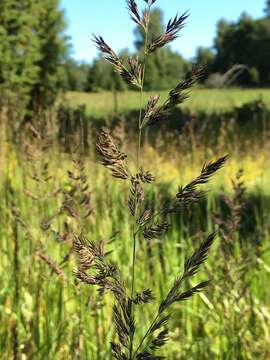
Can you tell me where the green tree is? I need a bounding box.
[0,0,68,132]
[143,49,190,90]
[0,0,41,124]
[213,14,270,85]
[87,54,127,92]
[195,47,215,66]
[193,47,215,82]
[264,0,270,16]
[27,0,67,118]
[61,59,90,92]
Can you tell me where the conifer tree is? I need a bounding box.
[0,0,40,122]
[27,0,68,118]
[0,0,67,131]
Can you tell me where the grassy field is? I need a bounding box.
[1,88,270,359]
[1,136,270,359]
[65,88,270,117]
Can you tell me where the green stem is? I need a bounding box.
[129,7,151,359]
[133,312,160,359]
[137,60,146,170]
[12,218,19,360]
[130,230,138,298]
[130,60,147,301]
[130,8,150,301]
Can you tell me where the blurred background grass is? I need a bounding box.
[66,88,270,117]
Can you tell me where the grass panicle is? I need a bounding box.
[93,35,142,89]
[96,130,130,180]
[175,155,228,206]
[141,67,205,127]
[74,1,228,359]
[127,0,149,30]
[148,11,189,53]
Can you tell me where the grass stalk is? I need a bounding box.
[130,8,151,358]
[12,218,19,360]
[75,2,230,359]
[131,2,151,300]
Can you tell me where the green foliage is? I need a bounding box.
[264,0,270,16]
[60,59,90,92]
[194,47,215,82]
[87,55,127,92]
[0,0,41,117]
[194,47,215,68]
[0,0,67,128]
[27,0,68,114]
[213,14,270,85]
[1,0,270,107]
[83,3,270,91]
[143,48,190,90]
[247,67,260,85]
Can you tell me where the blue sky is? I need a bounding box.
[61,0,265,63]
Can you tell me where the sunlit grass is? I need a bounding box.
[1,123,270,359]
[1,143,269,358]
[65,88,270,117]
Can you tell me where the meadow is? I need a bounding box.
[1,86,270,359]
[1,0,270,358]
[65,88,270,117]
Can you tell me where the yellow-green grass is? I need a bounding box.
[65,88,270,117]
[1,141,270,359]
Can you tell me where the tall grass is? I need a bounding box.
[71,1,230,358]
[1,1,270,359]
[1,144,270,358]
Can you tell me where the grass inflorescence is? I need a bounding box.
[1,1,270,360]
[74,1,228,358]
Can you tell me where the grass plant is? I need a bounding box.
[73,1,227,358]
[1,1,270,359]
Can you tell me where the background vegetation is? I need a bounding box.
[63,1,270,92]
[0,0,269,359]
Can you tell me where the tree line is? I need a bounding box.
[0,0,67,127]
[0,0,270,129]
[65,1,270,92]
